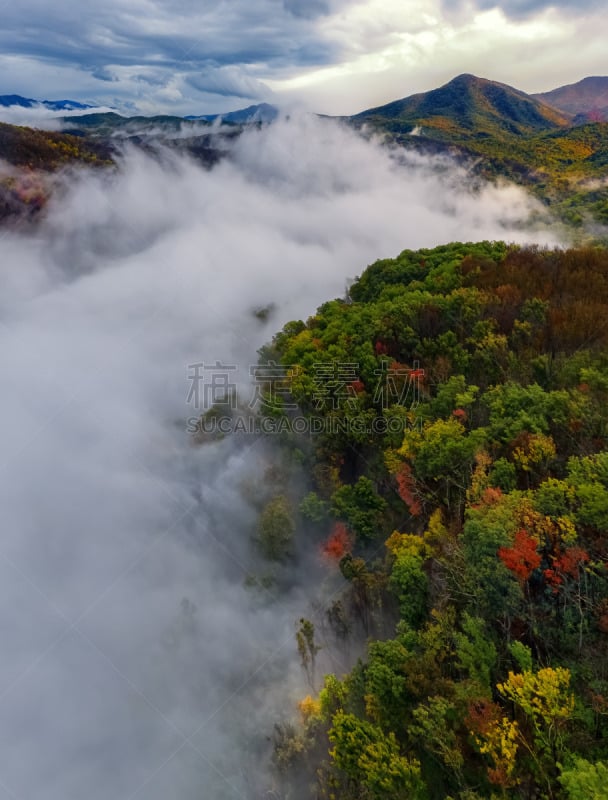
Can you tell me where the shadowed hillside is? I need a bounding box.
[0,121,112,169]
[534,76,608,122]
[352,74,571,140]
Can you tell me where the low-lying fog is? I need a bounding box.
[0,115,560,800]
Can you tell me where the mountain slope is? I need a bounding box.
[533,76,608,122]
[268,239,608,799]
[61,111,208,136]
[186,102,279,124]
[352,73,572,140]
[346,74,608,235]
[0,122,114,225]
[0,121,112,168]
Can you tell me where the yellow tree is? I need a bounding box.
[498,666,574,789]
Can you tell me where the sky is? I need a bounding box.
[0,0,606,115]
[0,116,562,800]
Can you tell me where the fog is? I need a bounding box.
[0,115,561,800]
[0,104,116,130]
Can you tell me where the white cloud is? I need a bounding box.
[0,104,117,129]
[269,3,580,113]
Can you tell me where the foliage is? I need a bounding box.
[0,121,112,169]
[331,477,387,541]
[256,495,295,560]
[267,242,608,799]
[329,712,426,799]
[559,757,608,800]
[498,667,574,758]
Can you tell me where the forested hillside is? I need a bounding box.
[0,121,112,169]
[257,242,608,799]
[348,76,608,234]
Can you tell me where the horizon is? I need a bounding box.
[2,70,608,121]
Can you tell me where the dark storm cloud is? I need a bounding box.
[91,68,117,83]
[283,0,331,19]
[186,66,273,100]
[0,0,341,109]
[0,0,337,74]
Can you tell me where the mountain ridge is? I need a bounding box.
[3,74,608,127]
[532,75,608,122]
[1,74,607,235]
[0,94,93,111]
[351,73,572,139]
[185,102,279,124]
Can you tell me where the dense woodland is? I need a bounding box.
[252,242,608,799]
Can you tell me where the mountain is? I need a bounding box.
[351,73,572,140]
[42,99,94,111]
[63,103,279,137]
[185,102,279,125]
[0,121,114,224]
[0,94,93,111]
[1,75,606,235]
[59,112,239,169]
[533,76,608,122]
[0,94,278,125]
[347,74,608,234]
[0,95,39,108]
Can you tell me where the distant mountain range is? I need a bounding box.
[2,75,608,127]
[0,94,278,126]
[60,102,280,137]
[0,94,94,112]
[185,102,279,125]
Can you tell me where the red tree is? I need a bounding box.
[498,529,541,582]
[321,522,352,564]
[396,463,422,516]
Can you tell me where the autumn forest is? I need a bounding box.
[248,242,608,799]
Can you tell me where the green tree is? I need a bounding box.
[385,531,428,626]
[329,711,426,800]
[331,476,387,541]
[454,614,497,693]
[257,495,295,560]
[559,757,608,800]
[399,418,484,517]
[296,617,321,688]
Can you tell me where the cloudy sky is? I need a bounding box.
[0,0,606,116]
